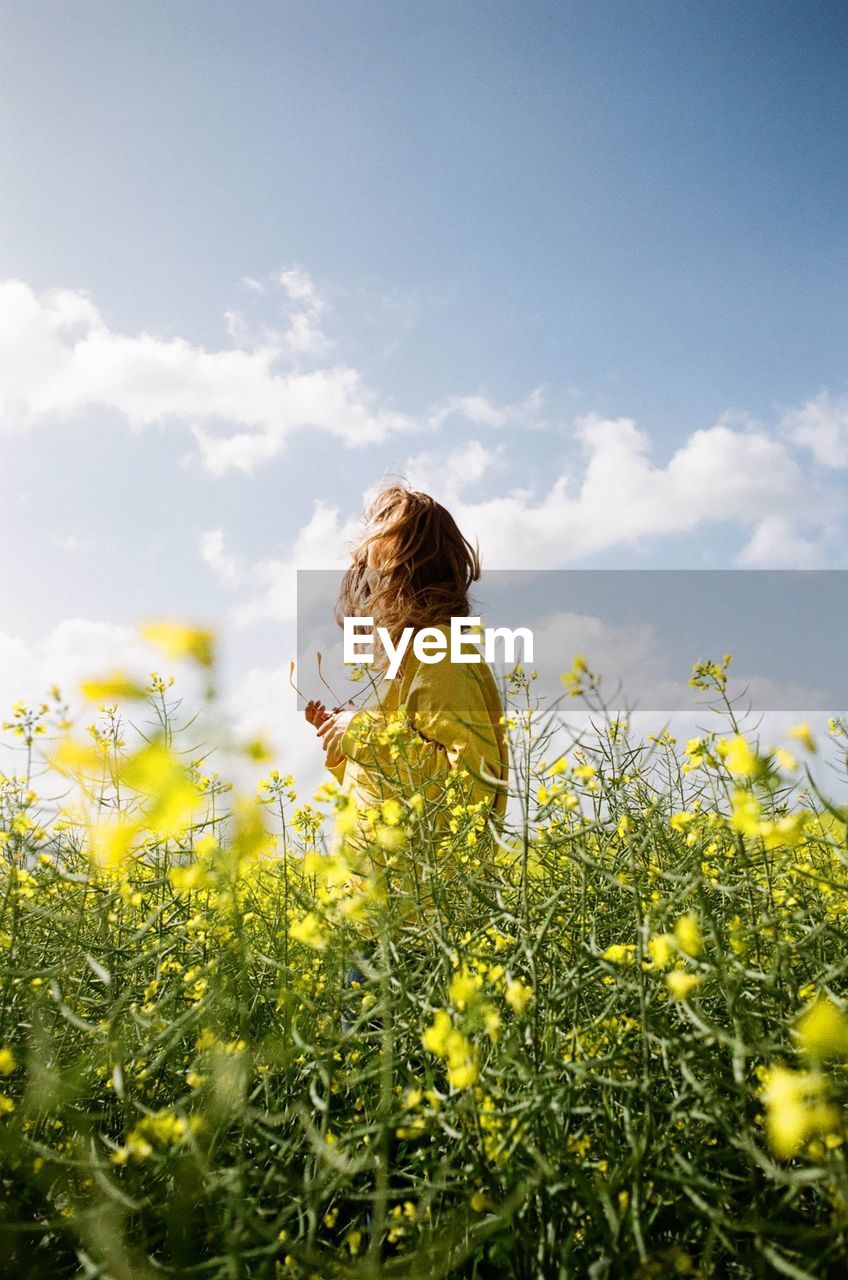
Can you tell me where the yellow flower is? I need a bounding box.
[48,735,108,778]
[505,978,533,1014]
[724,735,757,778]
[647,934,675,970]
[80,670,147,702]
[602,943,635,967]
[375,824,406,852]
[729,788,762,838]
[788,723,816,753]
[113,1109,200,1163]
[448,967,483,1012]
[666,971,701,1000]
[141,620,215,668]
[760,812,807,849]
[689,654,732,690]
[447,1059,479,1090]
[674,913,703,958]
[795,997,848,1060]
[87,816,142,872]
[728,915,747,956]
[561,653,588,697]
[0,1048,15,1075]
[335,802,359,839]
[422,1010,453,1057]
[170,861,213,893]
[482,1003,502,1042]
[380,797,404,827]
[120,742,204,840]
[289,912,327,951]
[421,1010,479,1089]
[761,1066,840,1159]
[773,747,797,772]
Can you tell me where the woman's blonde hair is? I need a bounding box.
[334,484,480,655]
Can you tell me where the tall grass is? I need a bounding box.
[1,636,848,1278]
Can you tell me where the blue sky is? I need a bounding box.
[1,0,846,758]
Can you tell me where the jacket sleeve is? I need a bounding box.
[327,756,347,785]
[339,658,502,804]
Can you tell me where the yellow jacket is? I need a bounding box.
[328,625,508,922]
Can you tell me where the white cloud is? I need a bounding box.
[737,517,827,568]
[783,391,848,468]
[0,617,323,797]
[0,617,209,736]
[203,407,840,634]
[199,398,844,641]
[526,608,827,711]
[200,528,242,585]
[225,659,325,792]
[278,267,323,309]
[49,533,99,553]
[406,438,501,495]
[405,415,833,567]
[428,385,545,431]
[0,276,413,473]
[226,266,333,361]
[202,501,360,625]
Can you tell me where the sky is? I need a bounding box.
[1,0,847,778]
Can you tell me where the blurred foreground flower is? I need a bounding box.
[80,671,147,702]
[795,996,848,1061]
[142,620,215,668]
[760,1066,841,1159]
[666,971,701,1000]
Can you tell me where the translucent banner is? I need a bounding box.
[296,569,848,713]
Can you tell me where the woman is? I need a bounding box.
[305,483,508,923]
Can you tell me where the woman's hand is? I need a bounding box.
[317,705,358,770]
[304,699,330,729]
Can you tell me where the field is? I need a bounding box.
[2,630,848,1278]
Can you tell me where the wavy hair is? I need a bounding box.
[334,484,481,666]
